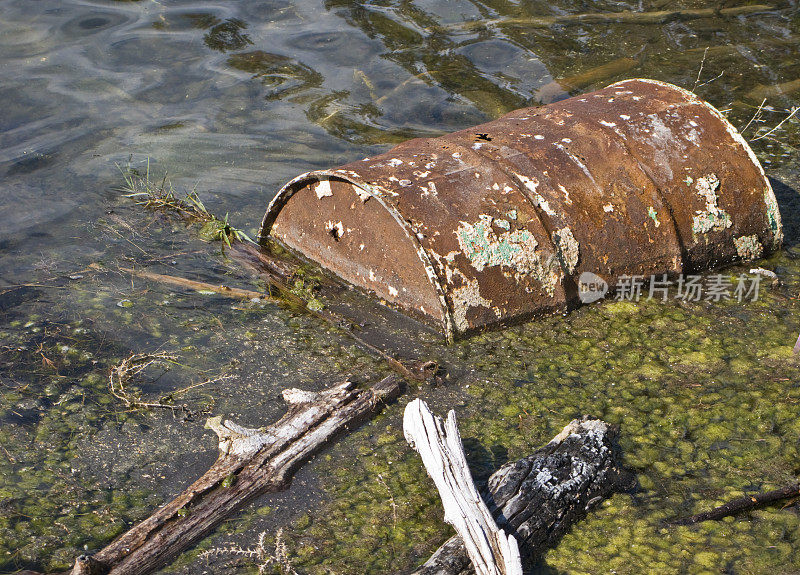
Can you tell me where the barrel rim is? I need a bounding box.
[259,169,456,341]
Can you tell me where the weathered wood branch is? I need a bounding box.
[412,416,633,574]
[404,399,523,575]
[64,375,403,575]
[671,483,800,526]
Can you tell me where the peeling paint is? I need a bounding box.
[552,227,579,274]
[692,174,732,234]
[534,194,557,216]
[450,276,495,332]
[315,180,333,199]
[734,235,763,260]
[325,220,344,239]
[455,216,559,294]
[647,206,661,227]
[515,173,540,194]
[494,219,510,230]
[559,184,572,205]
[643,113,676,179]
[353,185,371,202]
[764,187,782,247]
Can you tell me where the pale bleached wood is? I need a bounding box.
[403,399,523,575]
[412,416,632,575]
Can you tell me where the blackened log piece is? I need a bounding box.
[412,416,633,575]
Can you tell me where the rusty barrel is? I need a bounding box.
[259,79,782,340]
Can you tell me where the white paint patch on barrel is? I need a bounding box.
[315,180,333,199]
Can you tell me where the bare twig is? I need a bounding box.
[751,106,799,141]
[741,97,767,134]
[671,483,800,525]
[696,71,723,90]
[377,473,398,529]
[109,352,222,419]
[692,47,708,93]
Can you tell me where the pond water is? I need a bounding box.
[1,0,799,573]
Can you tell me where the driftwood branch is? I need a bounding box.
[64,376,403,575]
[404,399,522,575]
[671,483,800,526]
[412,416,633,574]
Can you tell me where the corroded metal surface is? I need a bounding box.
[260,79,782,340]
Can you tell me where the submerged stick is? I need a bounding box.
[671,483,800,526]
[63,375,403,575]
[457,4,773,30]
[119,263,430,382]
[746,77,800,101]
[120,267,271,301]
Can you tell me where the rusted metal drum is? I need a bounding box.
[259,79,782,340]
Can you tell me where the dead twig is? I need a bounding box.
[200,528,299,574]
[671,483,800,525]
[751,105,799,141]
[119,266,274,302]
[741,97,767,135]
[692,47,708,93]
[109,352,223,419]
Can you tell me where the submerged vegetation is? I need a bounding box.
[118,159,255,250]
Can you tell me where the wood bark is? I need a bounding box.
[62,376,403,575]
[412,417,633,574]
[404,399,523,575]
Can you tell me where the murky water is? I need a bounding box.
[1,0,799,573]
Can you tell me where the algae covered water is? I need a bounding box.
[1,0,799,573]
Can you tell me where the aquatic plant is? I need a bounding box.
[117,158,254,249]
